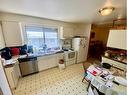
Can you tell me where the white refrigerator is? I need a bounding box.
[73,37,88,63]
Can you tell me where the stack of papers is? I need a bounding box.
[87,65,102,76]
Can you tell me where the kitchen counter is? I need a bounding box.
[4,57,19,68]
[18,50,64,59]
[3,50,64,68]
[102,56,127,65]
[102,56,127,71]
[33,50,64,57]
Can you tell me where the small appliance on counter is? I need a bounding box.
[1,47,12,60]
[62,39,72,51]
[20,45,28,55]
[0,45,28,60]
[104,50,111,57]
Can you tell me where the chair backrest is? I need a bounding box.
[82,62,92,71]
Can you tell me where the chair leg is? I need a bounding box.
[87,81,91,91]
[82,76,86,82]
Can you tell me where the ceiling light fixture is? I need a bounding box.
[99,7,115,16]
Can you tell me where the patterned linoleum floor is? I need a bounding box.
[13,63,88,95]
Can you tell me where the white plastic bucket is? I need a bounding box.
[59,63,65,70]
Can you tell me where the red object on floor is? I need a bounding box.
[10,48,20,56]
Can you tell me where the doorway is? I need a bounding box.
[87,24,110,61]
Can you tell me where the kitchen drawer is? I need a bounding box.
[113,61,127,70]
[102,57,114,65]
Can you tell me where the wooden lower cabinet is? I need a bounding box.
[5,62,20,89]
[37,53,64,71]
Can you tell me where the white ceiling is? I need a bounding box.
[0,0,126,23]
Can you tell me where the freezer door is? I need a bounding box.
[73,38,88,63]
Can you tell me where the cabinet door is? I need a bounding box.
[60,27,74,39]
[107,30,127,50]
[5,67,15,89]
[5,61,20,89]
[2,21,24,47]
[37,57,49,71]
[46,55,57,68]
[13,64,20,87]
[0,24,5,49]
[63,27,74,38]
[37,55,58,71]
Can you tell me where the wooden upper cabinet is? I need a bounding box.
[0,23,5,49]
[2,21,25,47]
[59,27,74,39]
[107,30,127,50]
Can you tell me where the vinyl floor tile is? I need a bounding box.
[13,63,88,95]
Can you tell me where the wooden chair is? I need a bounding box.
[82,62,92,82]
[88,84,105,95]
[82,60,101,82]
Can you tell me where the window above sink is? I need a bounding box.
[25,26,60,55]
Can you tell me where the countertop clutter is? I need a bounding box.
[3,50,64,68]
[3,56,19,68]
[104,49,127,64]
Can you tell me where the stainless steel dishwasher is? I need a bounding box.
[18,56,38,77]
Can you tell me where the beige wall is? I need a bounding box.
[0,12,91,42]
[0,12,77,47]
[0,12,92,59]
[73,23,91,60]
[91,26,110,46]
[0,12,76,28]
